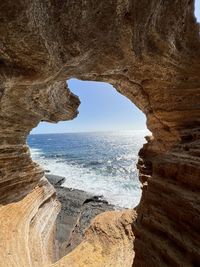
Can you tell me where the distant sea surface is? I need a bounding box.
[28,131,149,208]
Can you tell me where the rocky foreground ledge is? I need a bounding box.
[46,174,118,259]
[45,174,136,267]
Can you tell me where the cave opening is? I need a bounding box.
[28,78,150,259]
[195,0,200,22]
[1,1,200,266]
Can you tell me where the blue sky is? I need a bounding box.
[195,0,200,21]
[31,2,200,134]
[31,79,146,134]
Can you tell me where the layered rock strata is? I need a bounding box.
[46,174,115,259]
[0,0,200,266]
[51,209,136,267]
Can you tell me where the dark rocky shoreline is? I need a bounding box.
[46,174,116,259]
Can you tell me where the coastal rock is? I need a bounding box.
[0,1,200,267]
[52,209,136,267]
[54,186,115,258]
[46,174,66,187]
[46,174,116,259]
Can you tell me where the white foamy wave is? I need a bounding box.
[31,155,141,208]
[30,148,43,159]
[28,130,147,208]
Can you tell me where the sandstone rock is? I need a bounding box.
[0,1,200,267]
[45,174,118,260]
[54,186,115,259]
[51,209,136,267]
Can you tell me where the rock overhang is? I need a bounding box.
[0,1,200,266]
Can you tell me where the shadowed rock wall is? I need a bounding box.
[0,0,200,266]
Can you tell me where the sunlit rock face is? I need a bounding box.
[0,0,200,266]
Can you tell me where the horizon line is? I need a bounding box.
[30,129,149,135]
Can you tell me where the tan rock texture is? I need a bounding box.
[0,0,200,266]
[51,210,136,267]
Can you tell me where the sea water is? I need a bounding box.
[28,130,149,208]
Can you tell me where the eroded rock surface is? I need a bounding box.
[51,209,136,267]
[0,1,200,266]
[46,174,115,259]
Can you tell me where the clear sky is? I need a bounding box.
[32,79,146,134]
[31,79,146,134]
[195,0,200,21]
[31,1,200,135]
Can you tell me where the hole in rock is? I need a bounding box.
[28,78,150,259]
[195,0,200,22]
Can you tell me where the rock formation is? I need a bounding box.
[0,0,200,266]
[51,209,136,267]
[47,174,115,259]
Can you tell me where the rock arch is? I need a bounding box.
[0,1,200,266]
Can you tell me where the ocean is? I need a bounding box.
[28,130,148,208]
